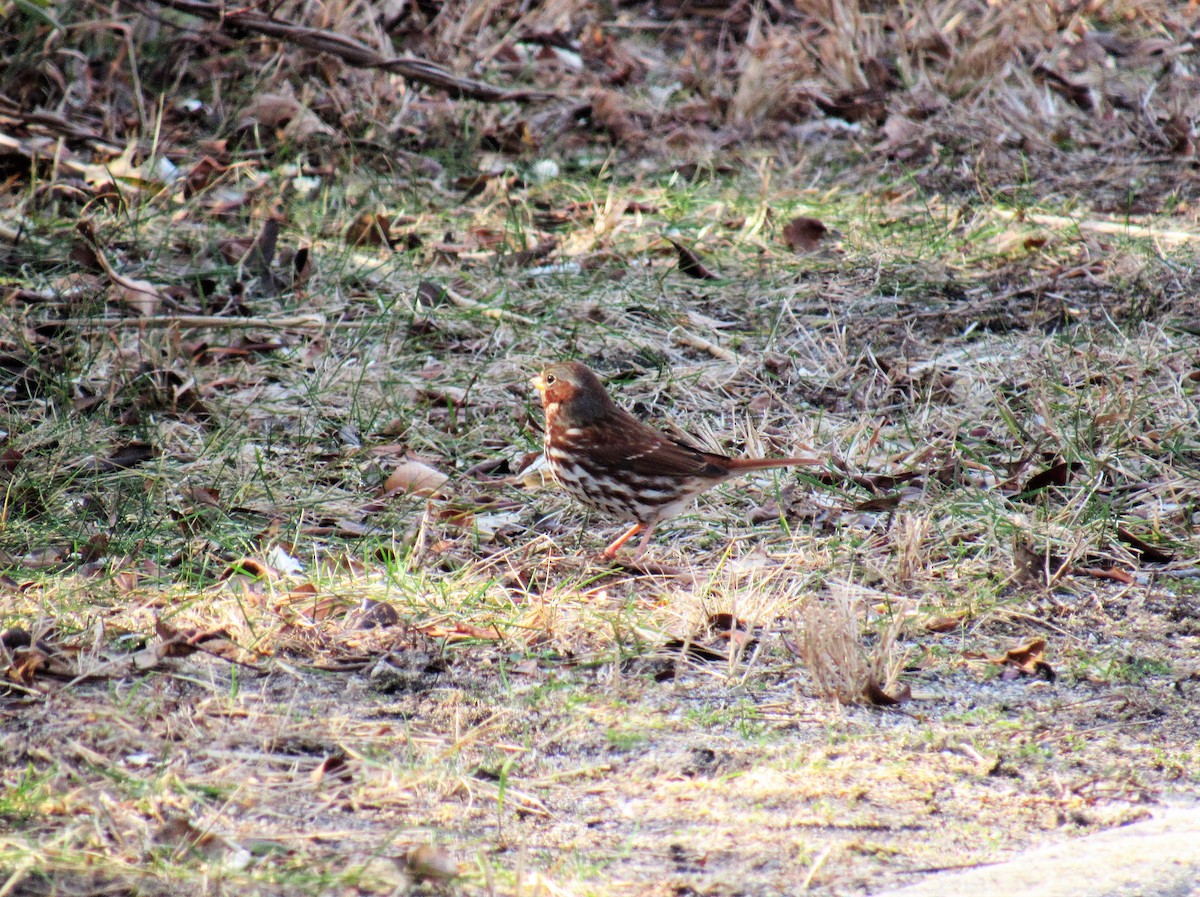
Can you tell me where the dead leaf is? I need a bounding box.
[349,599,400,629]
[590,89,640,143]
[661,638,727,663]
[1,628,32,651]
[877,114,931,160]
[782,216,829,253]
[403,844,460,882]
[510,658,540,676]
[1033,65,1097,112]
[747,500,781,524]
[76,220,164,316]
[182,485,223,509]
[1,448,24,472]
[1013,540,1067,586]
[862,678,911,706]
[152,619,260,668]
[855,493,903,512]
[7,646,51,686]
[345,213,392,247]
[1074,565,1135,584]
[1019,459,1083,496]
[502,238,559,268]
[667,238,718,280]
[984,638,1056,682]
[408,384,467,407]
[239,91,335,141]
[418,622,502,642]
[310,753,353,785]
[382,460,449,498]
[1116,527,1175,563]
[153,816,231,860]
[73,442,157,473]
[924,614,966,633]
[218,557,279,582]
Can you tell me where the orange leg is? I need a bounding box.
[602,522,645,560]
[630,523,659,561]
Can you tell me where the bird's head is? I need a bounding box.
[531,361,614,426]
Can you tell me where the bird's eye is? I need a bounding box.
[545,374,557,385]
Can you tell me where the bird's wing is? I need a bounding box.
[603,412,730,479]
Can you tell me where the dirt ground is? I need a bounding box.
[3,1,1200,894]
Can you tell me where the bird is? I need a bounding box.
[530,361,817,561]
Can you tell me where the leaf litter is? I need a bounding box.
[2,0,1200,894]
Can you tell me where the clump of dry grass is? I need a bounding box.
[795,582,908,705]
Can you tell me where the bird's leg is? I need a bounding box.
[602,522,645,560]
[624,518,662,561]
[630,522,659,561]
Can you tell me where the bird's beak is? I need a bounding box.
[530,372,547,393]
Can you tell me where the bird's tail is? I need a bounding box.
[725,455,821,472]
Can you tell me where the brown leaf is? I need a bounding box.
[747,500,781,524]
[15,547,69,569]
[855,493,903,512]
[7,646,51,686]
[924,614,966,633]
[239,92,335,141]
[345,212,392,247]
[510,658,540,676]
[76,219,164,316]
[415,281,447,307]
[154,619,259,667]
[80,533,110,563]
[349,599,400,629]
[781,216,828,253]
[1013,540,1067,586]
[419,622,502,642]
[153,816,229,860]
[182,485,223,509]
[408,385,467,407]
[454,172,499,200]
[310,753,353,785]
[218,557,279,581]
[862,678,911,706]
[590,89,640,143]
[404,845,460,882]
[985,638,1056,682]
[661,638,727,663]
[1033,66,1096,112]
[707,613,747,634]
[502,239,559,268]
[877,114,931,161]
[991,638,1045,667]
[382,460,449,498]
[667,238,718,280]
[72,442,156,474]
[1074,565,1134,584]
[1020,460,1082,495]
[1116,527,1174,564]
[105,272,164,316]
[1,448,24,472]
[1,628,32,651]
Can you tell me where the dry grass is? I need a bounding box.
[797,582,908,705]
[2,0,1200,894]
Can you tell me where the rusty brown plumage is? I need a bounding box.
[530,361,817,560]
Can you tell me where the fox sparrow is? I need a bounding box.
[531,361,817,560]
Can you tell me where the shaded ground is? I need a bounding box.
[5,574,1197,894]
[3,1,1200,894]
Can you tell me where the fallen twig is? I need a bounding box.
[55,314,330,330]
[133,0,558,103]
[670,326,739,363]
[994,208,1200,245]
